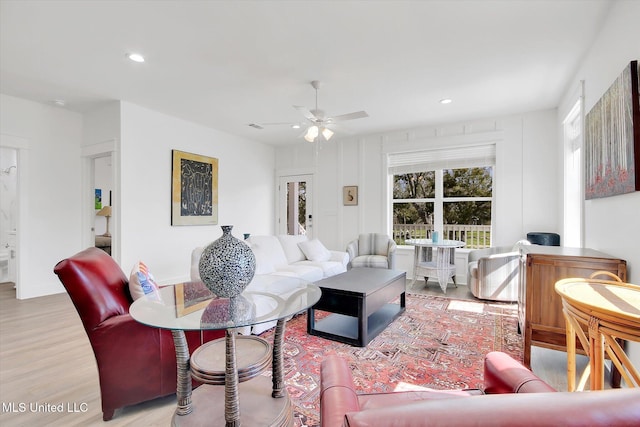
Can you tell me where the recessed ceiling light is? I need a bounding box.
[291,124,301,129]
[127,52,145,63]
[52,99,66,107]
[440,98,452,104]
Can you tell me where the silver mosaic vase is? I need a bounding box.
[198,225,256,298]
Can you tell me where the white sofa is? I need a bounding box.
[191,234,348,334]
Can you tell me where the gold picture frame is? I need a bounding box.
[171,149,218,225]
[343,185,358,206]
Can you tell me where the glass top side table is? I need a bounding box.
[405,239,465,293]
[130,276,321,427]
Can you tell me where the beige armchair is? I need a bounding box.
[467,240,530,302]
[346,233,396,269]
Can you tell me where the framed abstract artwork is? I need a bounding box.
[585,60,639,199]
[171,149,218,225]
[343,185,358,206]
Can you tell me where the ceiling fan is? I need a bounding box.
[249,80,369,143]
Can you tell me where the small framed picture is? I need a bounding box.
[95,189,102,210]
[343,185,358,206]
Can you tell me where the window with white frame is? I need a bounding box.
[389,145,495,249]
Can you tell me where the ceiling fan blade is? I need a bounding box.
[329,111,369,122]
[324,123,351,134]
[248,122,293,130]
[293,105,319,121]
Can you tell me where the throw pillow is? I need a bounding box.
[129,261,162,301]
[277,234,307,263]
[247,242,277,275]
[298,239,331,262]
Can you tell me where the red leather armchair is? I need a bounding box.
[320,352,640,427]
[54,247,223,421]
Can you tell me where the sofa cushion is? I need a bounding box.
[358,233,390,256]
[129,261,162,301]
[358,389,483,411]
[351,255,389,269]
[298,238,331,262]
[276,264,324,282]
[248,235,288,274]
[251,249,276,275]
[295,260,347,278]
[246,274,318,335]
[245,274,304,294]
[277,234,308,263]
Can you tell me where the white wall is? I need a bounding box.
[0,94,83,298]
[0,96,275,298]
[557,0,640,369]
[276,110,559,282]
[118,102,275,285]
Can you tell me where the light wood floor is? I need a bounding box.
[0,281,595,426]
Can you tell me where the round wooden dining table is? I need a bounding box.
[555,277,640,391]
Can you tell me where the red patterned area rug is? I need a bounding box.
[260,293,522,427]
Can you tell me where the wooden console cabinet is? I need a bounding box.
[518,246,626,368]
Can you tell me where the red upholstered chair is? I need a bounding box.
[320,352,640,427]
[54,247,223,421]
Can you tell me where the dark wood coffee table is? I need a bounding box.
[307,268,406,347]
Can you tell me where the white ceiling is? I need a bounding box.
[0,0,613,146]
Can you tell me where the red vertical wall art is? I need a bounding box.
[585,60,640,199]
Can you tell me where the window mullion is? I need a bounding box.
[434,169,443,236]
[443,196,492,203]
[392,198,434,203]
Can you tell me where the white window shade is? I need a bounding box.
[388,144,496,175]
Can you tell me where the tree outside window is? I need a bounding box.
[392,167,493,248]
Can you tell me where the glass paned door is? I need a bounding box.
[278,175,313,237]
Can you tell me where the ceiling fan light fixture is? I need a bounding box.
[321,127,334,141]
[251,80,366,144]
[304,125,319,142]
[126,52,145,63]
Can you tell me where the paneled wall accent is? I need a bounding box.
[276,110,559,279]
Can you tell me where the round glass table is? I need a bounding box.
[130,276,321,427]
[405,239,465,293]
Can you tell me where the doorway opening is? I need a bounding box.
[82,138,118,262]
[0,132,27,299]
[93,155,113,255]
[0,147,18,287]
[278,174,313,237]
